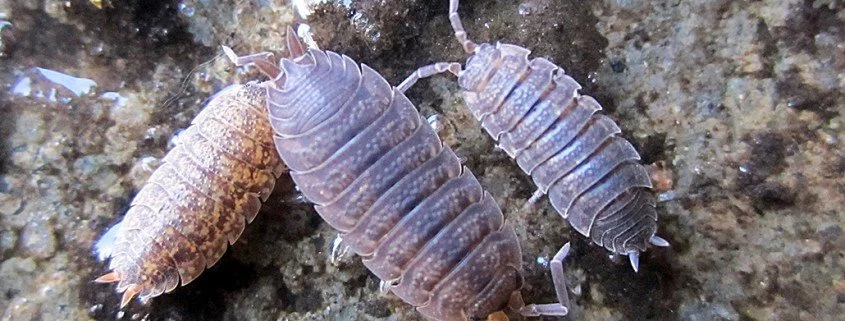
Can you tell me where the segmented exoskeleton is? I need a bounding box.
[397,0,670,315]
[225,27,569,320]
[95,83,285,307]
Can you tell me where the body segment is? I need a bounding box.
[266,45,524,321]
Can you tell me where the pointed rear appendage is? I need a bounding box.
[449,0,477,53]
[628,251,640,272]
[120,284,142,308]
[629,235,670,272]
[94,271,121,284]
[650,235,670,247]
[95,271,142,308]
[286,25,306,58]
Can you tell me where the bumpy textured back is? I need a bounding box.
[269,49,523,320]
[99,83,285,306]
[460,43,657,255]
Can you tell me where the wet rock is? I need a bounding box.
[678,300,739,321]
[0,230,17,259]
[0,193,21,216]
[0,257,36,313]
[1,269,83,321]
[835,279,845,304]
[177,0,294,51]
[0,0,843,321]
[2,296,41,321]
[739,132,789,185]
[18,221,56,260]
[745,182,797,210]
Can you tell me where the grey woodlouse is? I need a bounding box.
[94,83,285,307]
[396,0,671,314]
[224,27,569,320]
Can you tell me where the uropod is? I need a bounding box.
[398,0,671,315]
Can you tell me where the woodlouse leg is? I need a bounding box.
[221,46,281,79]
[518,189,545,215]
[283,192,308,204]
[94,221,122,261]
[657,190,679,202]
[608,251,639,272]
[378,279,398,297]
[449,0,477,53]
[426,114,444,134]
[329,234,351,266]
[517,242,571,317]
[397,62,462,93]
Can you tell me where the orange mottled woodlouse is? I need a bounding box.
[396,0,671,315]
[95,83,285,307]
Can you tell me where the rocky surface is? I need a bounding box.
[0,0,842,321]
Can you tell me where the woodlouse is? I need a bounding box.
[397,0,671,314]
[94,83,285,307]
[225,27,569,320]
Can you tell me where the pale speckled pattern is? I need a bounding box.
[460,42,658,256]
[268,48,523,320]
[1,1,843,320]
[103,83,285,305]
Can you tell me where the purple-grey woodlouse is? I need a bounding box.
[94,83,285,307]
[397,0,671,314]
[224,27,570,320]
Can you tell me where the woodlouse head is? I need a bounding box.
[458,43,501,91]
[276,49,316,89]
[284,53,315,78]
